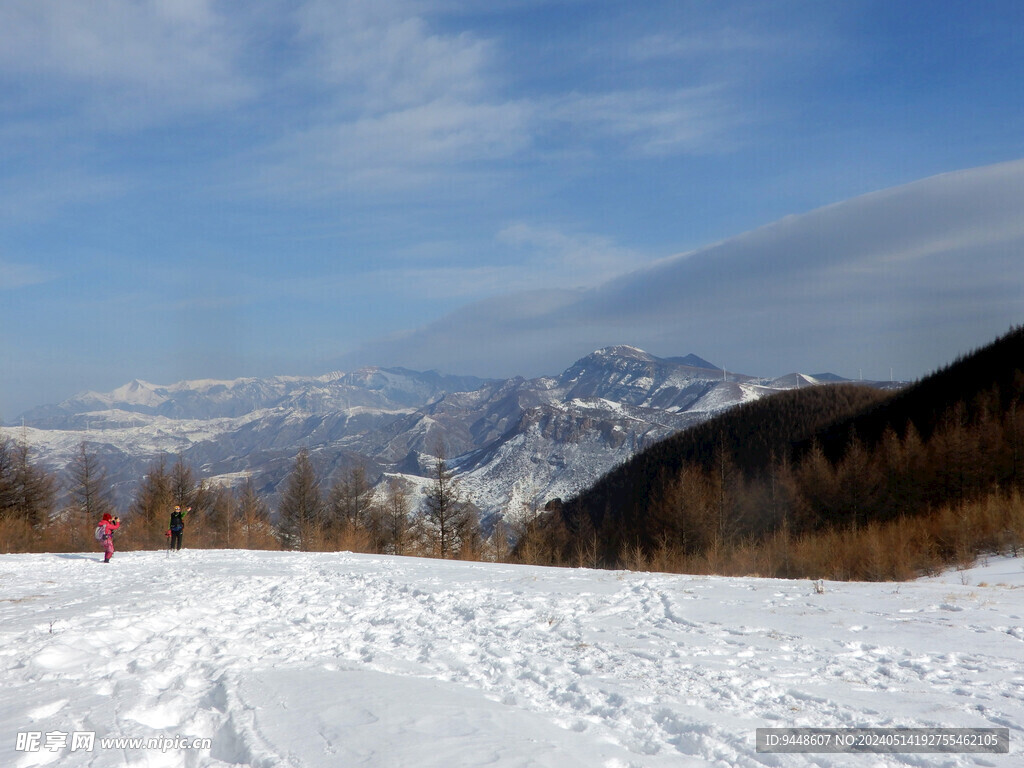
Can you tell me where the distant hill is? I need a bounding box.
[664,354,719,370]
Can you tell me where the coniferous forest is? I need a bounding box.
[3,327,1024,580]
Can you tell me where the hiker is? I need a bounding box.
[97,513,121,563]
[169,505,191,551]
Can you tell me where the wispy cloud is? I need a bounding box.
[260,97,534,197]
[0,0,254,125]
[0,260,55,290]
[549,86,741,156]
[630,25,814,61]
[295,0,494,110]
[252,0,757,199]
[321,224,654,303]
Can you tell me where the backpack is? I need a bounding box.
[94,524,107,542]
[170,511,183,531]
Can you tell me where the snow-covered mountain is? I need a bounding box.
[21,368,492,427]
[13,349,877,516]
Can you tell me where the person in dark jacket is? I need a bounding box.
[169,505,191,551]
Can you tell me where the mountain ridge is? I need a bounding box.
[12,347,890,517]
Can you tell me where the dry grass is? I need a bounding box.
[609,489,1024,581]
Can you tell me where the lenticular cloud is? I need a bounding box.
[361,159,1024,381]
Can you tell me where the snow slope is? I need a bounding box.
[2,550,1021,767]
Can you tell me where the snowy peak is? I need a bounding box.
[88,379,166,409]
[557,346,729,410]
[588,345,658,362]
[21,368,493,428]
[767,373,821,388]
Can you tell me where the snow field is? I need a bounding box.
[1,550,1022,767]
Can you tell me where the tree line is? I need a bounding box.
[0,439,497,562]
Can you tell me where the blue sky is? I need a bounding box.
[2,0,1023,419]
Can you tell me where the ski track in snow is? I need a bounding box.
[1,551,1022,767]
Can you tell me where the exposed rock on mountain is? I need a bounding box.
[15,349,869,516]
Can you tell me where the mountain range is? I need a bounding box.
[13,347,893,517]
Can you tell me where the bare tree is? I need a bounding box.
[327,465,374,534]
[131,456,173,547]
[278,448,324,550]
[237,477,274,549]
[68,442,114,547]
[171,455,199,510]
[0,436,56,529]
[422,449,479,559]
[0,436,16,516]
[205,486,237,549]
[382,477,412,555]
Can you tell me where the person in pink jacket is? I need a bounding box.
[97,513,121,563]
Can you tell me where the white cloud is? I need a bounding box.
[296,0,493,110]
[254,1,753,200]
[263,97,533,196]
[326,224,652,304]
[246,0,533,198]
[0,0,254,125]
[352,160,1024,379]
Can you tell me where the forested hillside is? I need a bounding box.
[517,327,1024,579]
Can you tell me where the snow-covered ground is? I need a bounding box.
[2,550,1021,767]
